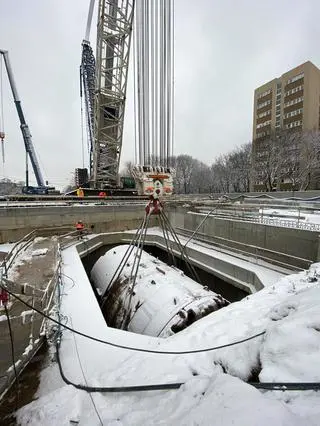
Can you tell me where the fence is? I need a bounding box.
[195,209,320,233]
[0,228,62,401]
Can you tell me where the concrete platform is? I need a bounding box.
[0,237,59,398]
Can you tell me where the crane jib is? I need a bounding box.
[0,49,46,188]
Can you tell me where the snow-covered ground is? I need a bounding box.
[260,208,320,225]
[138,226,291,287]
[0,242,15,253]
[16,243,320,425]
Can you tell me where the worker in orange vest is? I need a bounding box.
[98,191,106,198]
[75,220,85,239]
[76,187,84,198]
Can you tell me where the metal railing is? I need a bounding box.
[176,227,312,271]
[190,210,320,232]
[254,216,320,232]
[1,226,73,275]
[0,229,61,401]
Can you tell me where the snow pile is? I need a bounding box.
[0,243,15,253]
[260,286,320,382]
[260,208,320,226]
[16,246,320,426]
[17,373,303,426]
[32,248,48,257]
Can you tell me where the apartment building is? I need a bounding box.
[252,61,320,191]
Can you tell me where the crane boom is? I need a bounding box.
[0,49,45,187]
[92,0,135,188]
[80,40,96,173]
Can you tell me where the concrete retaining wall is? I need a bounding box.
[0,205,153,243]
[77,232,260,293]
[168,206,320,266]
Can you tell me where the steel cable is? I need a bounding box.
[1,282,266,355]
[161,211,201,283]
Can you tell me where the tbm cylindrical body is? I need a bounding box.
[91,245,229,338]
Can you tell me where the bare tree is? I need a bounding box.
[211,155,231,193]
[279,131,303,190]
[227,143,251,192]
[120,161,134,177]
[252,132,284,191]
[175,155,195,194]
[299,131,320,190]
[189,160,211,193]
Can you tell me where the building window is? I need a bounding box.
[257,99,272,109]
[257,89,272,99]
[284,97,303,107]
[287,73,304,84]
[257,110,271,119]
[284,120,302,129]
[256,130,271,138]
[256,120,271,129]
[284,108,303,119]
[285,85,303,96]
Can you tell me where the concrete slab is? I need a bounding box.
[0,237,58,392]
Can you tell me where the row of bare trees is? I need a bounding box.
[122,142,252,194]
[252,130,320,191]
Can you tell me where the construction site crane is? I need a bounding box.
[0,49,49,193]
[81,0,134,190]
[81,0,174,195]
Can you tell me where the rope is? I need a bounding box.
[4,304,20,407]
[2,265,317,394]
[183,206,219,249]
[56,268,182,393]
[100,217,146,308]
[133,0,173,164]
[161,211,201,283]
[121,213,151,328]
[56,276,320,393]
[0,282,266,355]
[70,318,103,425]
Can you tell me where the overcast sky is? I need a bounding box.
[0,0,319,189]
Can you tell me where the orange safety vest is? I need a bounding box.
[76,222,84,230]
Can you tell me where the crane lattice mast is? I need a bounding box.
[92,0,134,188]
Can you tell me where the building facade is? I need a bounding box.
[252,61,320,191]
[74,168,89,187]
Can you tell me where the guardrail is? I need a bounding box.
[0,244,60,401]
[0,226,66,401]
[1,226,73,275]
[176,227,312,271]
[191,210,320,232]
[254,216,320,232]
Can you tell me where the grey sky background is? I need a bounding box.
[0,0,319,189]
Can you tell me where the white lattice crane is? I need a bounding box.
[81,0,134,189]
[81,0,174,194]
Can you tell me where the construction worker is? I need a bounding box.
[75,220,85,239]
[76,187,84,198]
[98,191,106,198]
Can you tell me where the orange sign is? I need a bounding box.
[147,174,169,179]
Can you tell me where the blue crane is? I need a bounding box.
[0,49,48,193]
